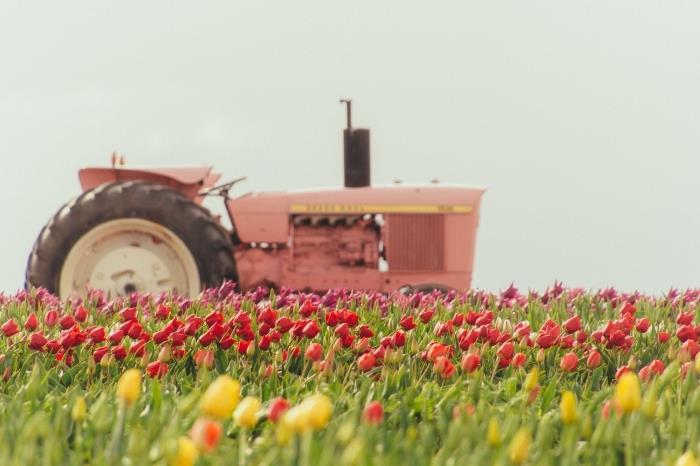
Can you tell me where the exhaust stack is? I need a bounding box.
[340,99,370,188]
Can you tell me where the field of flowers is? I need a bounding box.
[1,282,700,465]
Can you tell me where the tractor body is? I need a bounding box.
[27,103,485,298]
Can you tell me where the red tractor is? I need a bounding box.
[25,102,485,299]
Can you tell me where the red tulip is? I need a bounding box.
[560,352,578,372]
[512,352,527,368]
[108,329,125,345]
[111,344,127,360]
[362,401,384,425]
[119,307,137,322]
[1,319,19,337]
[619,302,636,316]
[93,346,108,363]
[658,331,670,343]
[147,361,168,378]
[497,341,514,360]
[392,331,406,347]
[258,334,272,350]
[276,317,294,333]
[305,342,323,362]
[358,324,374,338]
[59,314,75,330]
[237,340,252,355]
[28,332,47,350]
[24,313,39,331]
[461,353,481,373]
[419,308,434,323]
[129,339,148,357]
[268,397,290,423]
[44,310,59,328]
[587,350,601,369]
[127,323,143,340]
[74,305,88,323]
[635,318,650,333]
[299,299,317,317]
[563,315,582,334]
[198,330,217,347]
[302,320,320,339]
[154,304,170,320]
[400,315,416,331]
[358,353,376,372]
[434,356,455,378]
[219,335,235,350]
[46,339,61,354]
[676,325,695,343]
[324,310,340,327]
[677,312,694,326]
[89,327,106,343]
[204,311,224,327]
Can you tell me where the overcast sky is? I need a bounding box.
[1,1,698,295]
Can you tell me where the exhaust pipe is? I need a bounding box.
[340,99,370,188]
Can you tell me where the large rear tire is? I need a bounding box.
[25,181,237,299]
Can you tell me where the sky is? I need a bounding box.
[1,1,698,295]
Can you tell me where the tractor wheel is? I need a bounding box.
[25,181,237,299]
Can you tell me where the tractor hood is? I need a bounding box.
[227,184,486,243]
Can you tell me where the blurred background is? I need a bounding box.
[1,1,698,294]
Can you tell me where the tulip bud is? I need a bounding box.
[276,413,294,446]
[487,417,501,447]
[536,348,546,364]
[524,368,539,392]
[188,418,223,453]
[200,375,241,419]
[508,428,530,465]
[158,345,172,363]
[234,396,262,429]
[639,380,657,419]
[72,396,87,422]
[304,394,333,431]
[615,372,641,413]
[116,369,142,406]
[676,451,699,466]
[560,391,578,424]
[169,436,199,466]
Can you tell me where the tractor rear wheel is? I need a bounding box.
[25,181,237,299]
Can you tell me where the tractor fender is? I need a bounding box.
[78,166,221,201]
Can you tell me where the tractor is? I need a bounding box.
[25,101,485,299]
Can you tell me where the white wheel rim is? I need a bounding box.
[59,218,201,298]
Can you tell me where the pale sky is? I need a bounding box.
[1,1,698,295]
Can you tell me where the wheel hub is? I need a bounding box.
[59,218,201,298]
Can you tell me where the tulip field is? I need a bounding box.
[2,283,700,465]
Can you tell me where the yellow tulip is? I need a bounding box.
[284,404,310,433]
[276,413,294,446]
[170,436,199,466]
[560,391,578,424]
[302,394,333,431]
[487,417,501,447]
[200,375,241,420]
[641,385,658,419]
[116,369,141,406]
[234,396,261,429]
[524,368,539,392]
[508,428,530,465]
[72,396,87,422]
[615,372,641,414]
[677,451,699,466]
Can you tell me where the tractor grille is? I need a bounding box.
[386,214,444,271]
